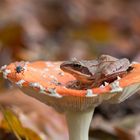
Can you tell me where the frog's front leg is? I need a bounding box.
[65,80,86,89]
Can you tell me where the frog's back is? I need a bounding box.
[81,60,99,75]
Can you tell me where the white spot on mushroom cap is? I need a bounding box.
[117,76,121,80]
[110,80,123,93]
[86,89,97,97]
[16,80,25,87]
[100,84,105,88]
[30,82,39,87]
[40,90,46,94]
[23,62,29,71]
[29,82,46,93]
[48,88,62,98]
[3,69,11,79]
[104,82,109,86]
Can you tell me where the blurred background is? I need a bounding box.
[0,0,140,140]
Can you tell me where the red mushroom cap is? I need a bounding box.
[1,61,140,112]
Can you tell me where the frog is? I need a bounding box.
[60,55,133,89]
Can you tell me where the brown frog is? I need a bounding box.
[60,55,133,89]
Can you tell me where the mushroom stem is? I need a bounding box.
[66,108,94,140]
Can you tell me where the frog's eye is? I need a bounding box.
[73,64,82,68]
[127,66,134,72]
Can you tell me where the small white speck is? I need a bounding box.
[3,69,11,79]
[40,90,46,94]
[117,76,121,80]
[86,89,97,97]
[110,80,123,93]
[100,84,105,88]
[16,80,25,87]
[23,62,29,71]
[48,88,62,98]
[104,82,109,86]
[29,82,46,93]
[30,82,39,87]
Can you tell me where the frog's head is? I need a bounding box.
[60,60,94,84]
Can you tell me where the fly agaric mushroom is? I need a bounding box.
[1,61,140,140]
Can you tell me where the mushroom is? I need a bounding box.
[1,61,140,140]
